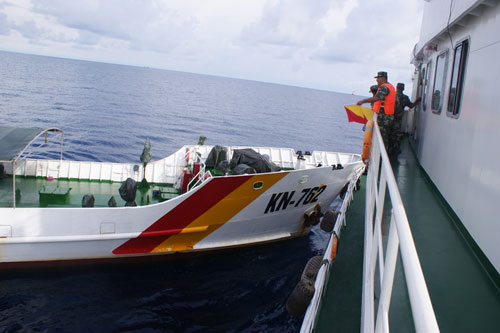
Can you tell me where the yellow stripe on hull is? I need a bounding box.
[152,173,288,252]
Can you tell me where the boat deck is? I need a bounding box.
[314,138,500,332]
[0,177,177,208]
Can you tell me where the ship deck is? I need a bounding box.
[0,177,176,208]
[314,137,500,332]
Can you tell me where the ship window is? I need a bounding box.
[431,50,448,113]
[422,60,432,111]
[416,66,425,113]
[447,39,469,118]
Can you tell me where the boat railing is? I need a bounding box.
[300,119,439,332]
[361,120,439,332]
[186,148,212,192]
[187,164,212,191]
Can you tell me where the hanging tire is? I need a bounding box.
[301,255,323,281]
[339,183,348,199]
[320,209,339,233]
[286,278,315,317]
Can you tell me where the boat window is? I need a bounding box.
[431,50,448,113]
[422,60,432,111]
[253,181,264,190]
[447,39,469,118]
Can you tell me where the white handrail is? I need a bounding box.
[186,148,212,191]
[300,118,439,332]
[361,119,439,332]
[187,165,212,191]
[6,128,64,209]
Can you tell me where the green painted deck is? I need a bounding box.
[0,177,179,208]
[314,138,500,332]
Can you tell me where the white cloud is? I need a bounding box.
[16,19,46,39]
[30,0,197,52]
[0,1,10,35]
[75,29,101,46]
[0,0,423,94]
[241,0,327,47]
[314,0,423,92]
[0,13,11,35]
[241,0,357,49]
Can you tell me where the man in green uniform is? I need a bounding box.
[357,71,396,151]
[391,83,420,155]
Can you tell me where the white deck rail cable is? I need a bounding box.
[361,120,439,332]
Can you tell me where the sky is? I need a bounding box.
[0,0,424,95]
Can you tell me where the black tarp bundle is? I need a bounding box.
[82,194,95,207]
[119,178,137,206]
[232,164,256,175]
[229,148,281,174]
[205,145,228,169]
[108,196,117,207]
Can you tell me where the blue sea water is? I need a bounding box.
[0,50,364,332]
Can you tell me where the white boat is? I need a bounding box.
[0,127,364,267]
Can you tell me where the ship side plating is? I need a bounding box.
[409,0,500,276]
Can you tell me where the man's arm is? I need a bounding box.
[357,96,380,105]
[405,95,421,109]
[357,86,388,105]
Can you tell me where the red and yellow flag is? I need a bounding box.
[344,105,374,124]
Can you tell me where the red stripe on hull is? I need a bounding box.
[113,176,252,254]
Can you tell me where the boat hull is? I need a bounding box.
[0,162,363,265]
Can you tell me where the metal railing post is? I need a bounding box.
[361,121,439,332]
[375,212,399,333]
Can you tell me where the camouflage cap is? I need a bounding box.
[397,83,405,90]
[369,85,379,93]
[374,71,388,78]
